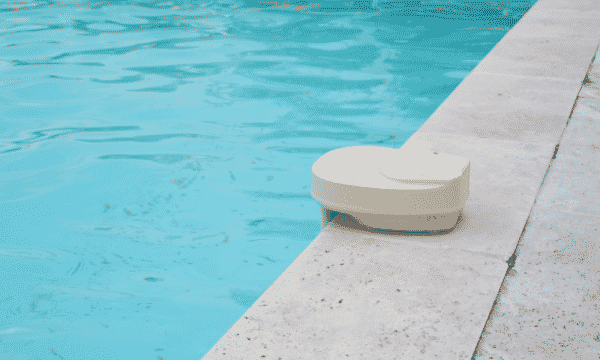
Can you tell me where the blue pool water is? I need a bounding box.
[0,0,536,358]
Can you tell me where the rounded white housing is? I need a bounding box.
[311,145,470,232]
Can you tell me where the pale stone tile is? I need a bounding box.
[471,36,596,82]
[417,72,580,143]
[473,209,600,360]
[508,13,600,39]
[594,48,600,68]
[535,141,600,217]
[579,48,600,99]
[579,70,600,100]
[573,92,600,118]
[512,207,600,268]
[561,97,600,147]
[474,265,600,360]
[202,231,507,360]
[405,133,554,210]
[579,47,600,99]
[532,0,600,13]
[535,174,600,217]
[549,144,600,176]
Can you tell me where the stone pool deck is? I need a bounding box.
[472,27,600,360]
[202,0,600,359]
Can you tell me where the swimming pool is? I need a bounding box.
[0,0,536,358]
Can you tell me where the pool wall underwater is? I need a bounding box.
[201,0,600,359]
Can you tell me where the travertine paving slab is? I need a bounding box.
[533,0,600,13]
[560,97,600,148]
[534,173,600,217]
[534,144,600,217]
[417,72,580,143]
[471,36,596,82]
[579,51,600,100]
[473,208,600,360]
[202,230,507,360]
[580,70,600,100]
[511,207,600,268]
[508,13,600,39]
[509,0,600,40]
[549,144,600,176]
[474,36,600,359]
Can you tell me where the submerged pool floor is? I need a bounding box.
[0,1,535,358]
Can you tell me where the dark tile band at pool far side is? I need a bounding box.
[202,0,600,358]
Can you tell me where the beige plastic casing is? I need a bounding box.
[311,145,470,232]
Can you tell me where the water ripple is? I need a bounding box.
[76,133,204,143]
[8,125,136,143]
[97,154,192,165]
[90,74,143,84]
[42,37,202,62]
[244,191,313,200]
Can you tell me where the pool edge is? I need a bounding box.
[201,1,600,359]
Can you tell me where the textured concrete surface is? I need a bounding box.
[473,209,600,360]
[202,0,600,359]
[470,35,596,81]
[417,72,582,143]
[330,132,554,262]
[473,42,600,360]
[508,9,600,40]
[203,229,507,359]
